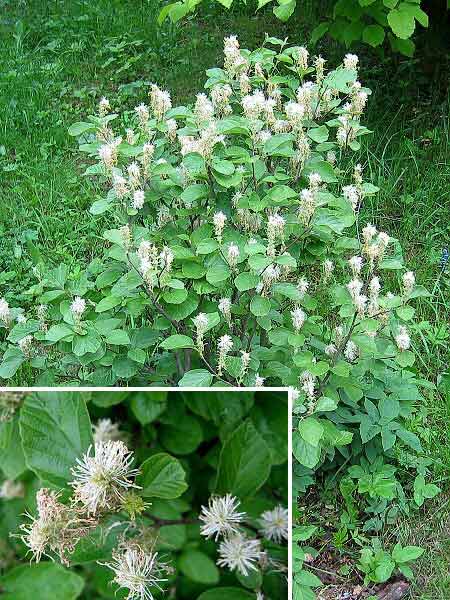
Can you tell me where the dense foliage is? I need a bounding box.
[0,390,288,600]
[0,37,429,390]
[159,0,431,56]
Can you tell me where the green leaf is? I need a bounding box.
[161,334,194,350]
[196,238,219,255]
[395,350,415,367]
[308,125,329,143]
[19,392,93,487]
[250,295,271,317]
[0,563,84,600]
[292,431,321,468]
[72,331,102,356]
[391,543,424,563]
[298,417,324,447]
[46,323,74,342]
[105,329,130,345]
[293,525,318,541]
[0,347,25,379]
[206,260,231,285]
[138,452,188,499]
[0,418,27,479]
[235,271,259,291]
[130,391,167,425]
[388,7,415,39]
[273,0,296,21]
[178,550,220,584]
[413,474,440,507]
[178,369,213,387]
[7,320,40,343]
[68,121,95,137]
[315,396,338,412]
[311,22,329,44]
[90,196,114,215]
[95,295,122,313]
[160,414,203,455]
[362,24,385,46]
[216,419,271,498]
[162,288,188,304]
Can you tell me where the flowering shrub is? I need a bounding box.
[0,36,429,391]
[0,390,288,599]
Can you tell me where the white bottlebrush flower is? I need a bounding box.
[240,351,251,380]
[291,307,306,332]
[344,340,358,362]
[402,271,415,295]
[93,418,123,444]
[262,264,281,287]
[0,298,11,325]
[218,298,232,320]
[298,188,315,224]
[104,545,169,600]
[18,335,33,356]
[266,213,285,255]
[199,494,245,541]
[70,441,140,514]
[193,312,209,355]
[71,296,86,318]
[126,128,136,145]
[20,488,95,564]
[217,533,261,577]
[347,278,363,301]
[285,101,305,125]
[326,150,336,164]
[159,247,174,273]
[16,313,27,324]
[344,53,359,70]
[227,243,240,267]
[395,326,411,351]
[254,373,265,387]
[132,190,145,210]
[98,96,111,116]
[324,344,337,357]
[213,211,227,243]
[135,103,150,127]
[323,259,334,280]
[308,172,322,191]
[193,312,208,333]
[300,371,315,401]
[355,294,367,318]
[369,276,381,300]
[342,185,360,211]
[149,84,172,120]
[113,174,129,199]
[295,46,309,70]
[297,277,309,298]
[377,231,390,250]
[362,223,377,244]
[348,256,363,275]
[195,93,214,122]
[217,334,233,376]
[259,505,288,543]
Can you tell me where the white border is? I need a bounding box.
[2,385,293,597]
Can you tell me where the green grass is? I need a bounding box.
[0,0,449,595]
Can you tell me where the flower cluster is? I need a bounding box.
[199,494,288,580]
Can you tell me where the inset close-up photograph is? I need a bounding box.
[0,1,448,600]
[0,390,288,599]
